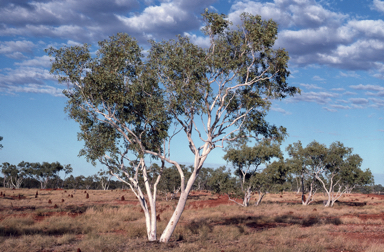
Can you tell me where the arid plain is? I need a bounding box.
[1,188,384,251]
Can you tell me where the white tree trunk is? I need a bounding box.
[254,191,265,206]
[159,171,197,242]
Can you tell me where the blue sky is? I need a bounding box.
[0,0,383,184]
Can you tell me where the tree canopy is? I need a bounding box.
[47,10,299,242]
[287,140,373,207]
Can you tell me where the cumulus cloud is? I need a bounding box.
[349,98,369,105]
[372,0,384,13]
[270,106,292,115]
[1,84,64,97]
[15,55,53,68]
[300,83,322,89]
[350,84,384,91]
[0,0,216,43]
[331,88,345,91]
[286,91,339,104]
[339,71,360,78]
[0,40,35,58]
[224,0,384,78]
[330,104,351,109]
[0,66,56,87]
[323,107,337,112]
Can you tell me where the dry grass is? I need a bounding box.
[1,188,384,251]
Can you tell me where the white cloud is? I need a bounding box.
[270,106,292,115]
[339,71,360,78]
[343,91,357,95]
[350,84,384,91]
[15,55,53,68]
[300,83,322,89]
[331,88,345,91]
[183,33,211,48]
[330,104,351,109]
[2,84,64,97]
[0,40,35,57]
[312,75,325,81]
[286,91,339,104]
[323,107,337,112]
[372,0,384,13]
[349,98,369,105]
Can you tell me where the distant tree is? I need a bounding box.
[207,166,237,195]
[252,160,290,206]
[372,184,384,194]
[95,170,112,190]
[286,141,321,205]
[322,142,373,206]
[47,10,298,242]
[22,161,72,189]
[193,167,214,191]
[83,176,95,190]
[0,136,3,150]
[1,162,25,189]
[287,141,373,207]
[224,138,283,207]
[157,165,191,200]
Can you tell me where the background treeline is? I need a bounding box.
[1,157,381,197]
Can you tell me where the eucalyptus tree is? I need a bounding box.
[207,166,236,195]
[286,141,325,205]
[47,10,298,242]
[320,142,373,207]
[94,170,112,190]
[21,161,71,189]
[0,136,3,150]
[252,160,290,205]
[1,162,25,189]
[224,138,283,206]
[287,141,373,207]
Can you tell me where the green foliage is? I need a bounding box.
[156,165,191,195]
[1,162,26,188]
[251,160,290,194]
[21,161,71,189]
[223,138,284,199]
[47,10,299,241]
[0,136,3,150]
[287,140,373,195]
[207,166,237,194]
[46,33,170,167]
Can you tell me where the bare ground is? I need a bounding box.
[1,188,384,251]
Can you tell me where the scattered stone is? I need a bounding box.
[36,191,38,196]
[156,214,161,222]
[77,248,81,252]
[313,208,317,211]
[54,204,58,209]
[0,192,2,196]
[48,199,52,204]
[62,199,65,202]
[18,194,21,200]
[121,195,125,201]
[280,195,282,198]
[86,193,89,199]
[71,195,73,198]
[35,194,37,198]
[84,191,87,193]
